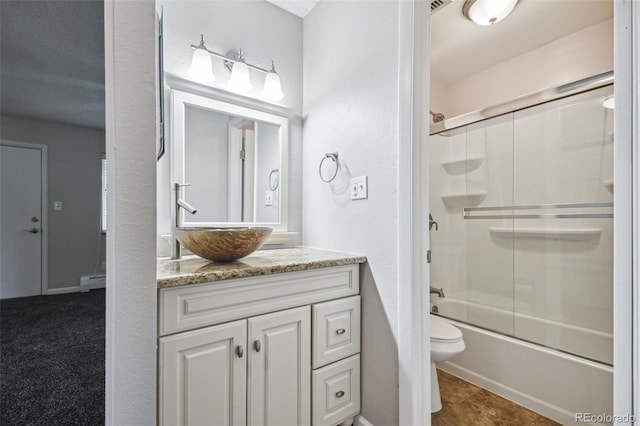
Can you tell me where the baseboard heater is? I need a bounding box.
[80,274,106,292]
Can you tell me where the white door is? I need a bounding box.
[248,306,310,426]
[159,319,247,426]
[0,143,44,299]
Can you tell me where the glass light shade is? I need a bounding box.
[602,95,615,110]
[228,61,253,93]
[464,0,519,26]
[262,72,284,102]
[188,48,215,82]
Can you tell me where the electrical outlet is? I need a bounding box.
[265,190,273,206]
[350,176,368,200]
[53,201,63,211]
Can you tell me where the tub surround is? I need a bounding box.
[157,246,366,288]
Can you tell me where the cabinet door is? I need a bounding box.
[159,320,247,426]
[248,306,311,426]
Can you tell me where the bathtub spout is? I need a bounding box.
[430,286,445,298]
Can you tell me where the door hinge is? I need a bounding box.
[427,250,431,264]
[240,150,245,160]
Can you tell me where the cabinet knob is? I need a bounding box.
[336,328,346,335]
[254,340,261,352]
[236,345,244,358]
[335,390,345,398]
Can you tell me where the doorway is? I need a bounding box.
[0,141,47,299]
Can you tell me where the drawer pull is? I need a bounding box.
[335,390,345,398]
[336,328,346,335]
[236,345,244,358]
[254,340,261,352]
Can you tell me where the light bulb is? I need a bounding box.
[228,60,253,93]
[188,47,215,83]
[262,61,284,102]
[463,0,519,26]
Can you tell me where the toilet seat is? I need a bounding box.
[430,316,463,343]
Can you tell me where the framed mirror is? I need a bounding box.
[170,80,291,239]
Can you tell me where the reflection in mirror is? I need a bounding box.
[171,88,289,229]
[184,106,280,223]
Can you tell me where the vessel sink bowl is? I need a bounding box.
[176,227,272,262]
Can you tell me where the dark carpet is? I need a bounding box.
[0,289,105,425]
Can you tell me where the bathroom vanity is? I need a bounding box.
[156,247,366,426]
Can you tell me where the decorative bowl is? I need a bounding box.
[175,227,272,262]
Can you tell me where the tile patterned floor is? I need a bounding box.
[431,369,561,426]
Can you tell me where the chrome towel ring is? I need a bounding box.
[269,169,279,191]
[319,152,339,183]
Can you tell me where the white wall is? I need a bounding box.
[254,122,280,223]
[184,107,230,221]
[441,19,613,118]
[104,0,157,423]
[0,115,106,291]
[156,0,302,254]
[302,2,402,424]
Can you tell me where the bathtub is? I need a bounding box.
[432,298,613,425]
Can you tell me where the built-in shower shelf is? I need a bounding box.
[489,227,601,241]
[604,180,614,194]
[441,191,487,206]
[441,156,484,174]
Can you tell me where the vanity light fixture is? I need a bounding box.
[189,35,284,101]
[462,0,520,26]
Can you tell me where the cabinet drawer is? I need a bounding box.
[312,296,360,368]
[312,354,360,426]
[159,265,359,335]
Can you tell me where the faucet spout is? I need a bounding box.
[430,286,445,298]
[172,183,197,259]
[178,199,197,215]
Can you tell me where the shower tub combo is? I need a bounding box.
[429,80,614,424]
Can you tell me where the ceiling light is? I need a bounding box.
[463,0,520,26]
[262,61,284,101]
[189,35,285,102]
[603,95,615,110]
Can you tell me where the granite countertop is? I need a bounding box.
[157,246,367,288]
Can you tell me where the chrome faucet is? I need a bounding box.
[171,183,197,259]
[430,286,445,298]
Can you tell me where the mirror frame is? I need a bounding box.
[167,73,293,242]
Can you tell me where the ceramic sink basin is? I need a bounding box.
[175,227,272,262]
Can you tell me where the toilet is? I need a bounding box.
[430,315,465,413]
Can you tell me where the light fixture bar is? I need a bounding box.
[189,43,270,74]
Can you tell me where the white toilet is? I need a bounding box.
[430,315,465,413]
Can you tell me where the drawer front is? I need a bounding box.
[312,296,361,368]
[312,354,360,426]
[159,265,359,336]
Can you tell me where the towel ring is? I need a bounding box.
[269,169,279,191]
[319,152,339,183]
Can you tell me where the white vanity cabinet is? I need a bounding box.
[158,264,362,426]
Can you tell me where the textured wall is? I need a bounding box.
[104,0,157,423]
[0,115,106,291]
[302,2,401,424]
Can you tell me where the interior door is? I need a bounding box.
[0,143,44,299]
[248,306,310,426]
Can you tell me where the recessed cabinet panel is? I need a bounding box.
[312,296,361,368]
[160,265,359,336]
[159,320,247,426]
[312,355,361,426]
[248,306,311,426]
